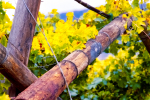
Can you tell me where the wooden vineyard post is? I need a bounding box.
[7,0,41,66]
[0,1,61,100]
[0,43,38,91]
[15,14,132,100]
[1,0,41,96]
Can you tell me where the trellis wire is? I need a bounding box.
[22,0,72,99]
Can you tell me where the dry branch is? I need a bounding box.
[0,44,37,91]
[74,0,111,19]
[6,0,41,96]
[7,0,41,66]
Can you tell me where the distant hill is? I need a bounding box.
[58,3,147,21]
[59,9,88,21]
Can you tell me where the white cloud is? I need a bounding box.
[4,0,150,20]
[4,0,106,20]
[40,0,106,14]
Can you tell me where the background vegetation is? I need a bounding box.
[0,0,150,99]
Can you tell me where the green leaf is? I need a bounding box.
[147,25,150,31]
[45,56,53,63]
[35,55,43,64]
[128,50,135,57]
[94,18,103,22]
[104,72,110,79]
[137,18,146,26]
[121,35,130,43]
[80,95,84,100]
[33,70,39,76]
[108,13,113,22]
[120,95,127,100]
[102,79,107,85]
[94,78,103,84]
[88,78,102,89]
[143,50,149,58]
[118,80,125,88]
[132,83,140,90]
[70,89,78,96]
[137,25,144,33]
[132,0,139,8]
[0,35,8,47]
[109,40,119,55]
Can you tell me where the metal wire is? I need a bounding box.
[22,0,72,99]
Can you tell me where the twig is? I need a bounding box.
[74,0,111,19]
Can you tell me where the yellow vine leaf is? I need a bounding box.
[122,14,127,19]
[124,23,127,29]
[137,18,146,26]
[66,12,74,17]
[32,37,41,51]
[50,9,58,14]
[2,2,15,9]
[117,49,129,58]
[4,14,10,22]
[147,3,150,10]
[137,25,144,33]
[66,12,74,23]
[0,93,10,100]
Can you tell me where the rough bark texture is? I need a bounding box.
[15,14,132,100]
[0,43,38,91]
[6,0,41,96]
[16,60,78,100]
[139,32,150,53]
[138,22,150,53]
[7,0,41,65]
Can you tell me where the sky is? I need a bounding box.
[4,0,106,20]
[4,0,150,20]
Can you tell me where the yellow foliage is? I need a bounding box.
[0,94,10,100]
[32,10,98,55]
[32,36,41,50]
[122,14,127,19]
[117,49,129,58]
[50,9,58,14]
[2,2,15,9]
[66,12,74,17]
[147,3,150,10]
